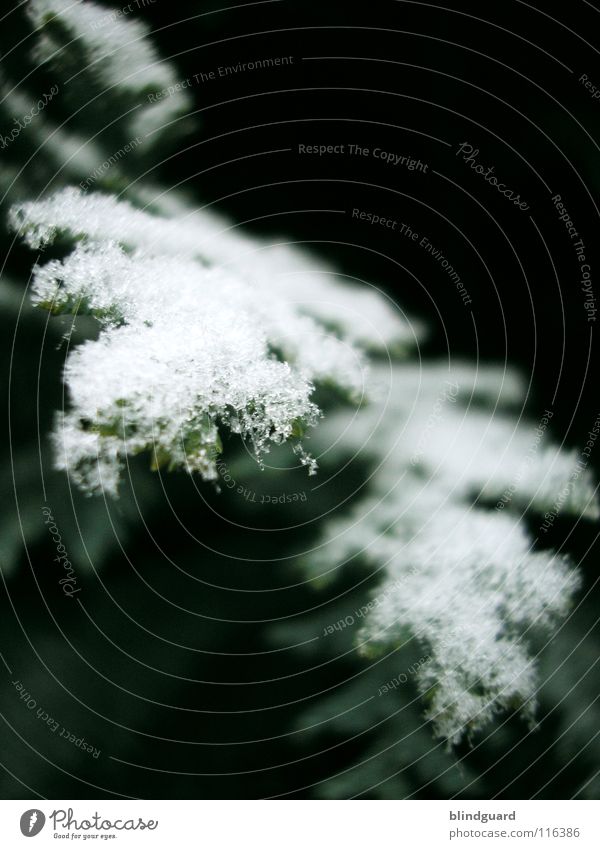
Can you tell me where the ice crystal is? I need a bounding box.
[11,192,413,495]
[12,187,418,352]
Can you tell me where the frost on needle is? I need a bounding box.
[11,189,414,496]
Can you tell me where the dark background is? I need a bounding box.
[144,0,600,440]
[1,0,599,799]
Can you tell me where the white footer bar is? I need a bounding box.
[0,800,598,848]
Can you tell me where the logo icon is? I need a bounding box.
[20,810,46,837]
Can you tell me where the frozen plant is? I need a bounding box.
[7,0,598,748]
[11,188,412,495]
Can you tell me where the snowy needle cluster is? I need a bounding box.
[7,0,598,746]
[305,364,598,741]
[11,187,414,495]
[27,0,191,143]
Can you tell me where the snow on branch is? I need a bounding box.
[28,0,191,144]
[11,190,415,496]
[305,364,596,742]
